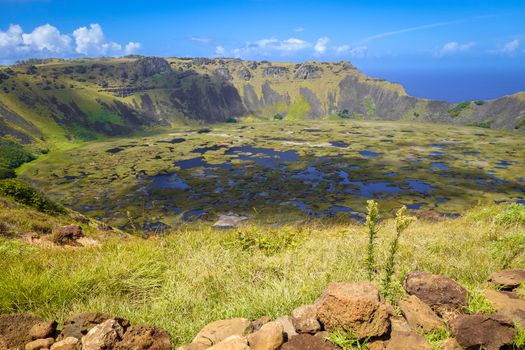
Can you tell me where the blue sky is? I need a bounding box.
[1,0,524,101]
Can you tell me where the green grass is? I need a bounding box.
[448,101,471,118]
[423,328,450,350]
[0,203,523,346]
[466,288,495,314]
[326,330,370,350]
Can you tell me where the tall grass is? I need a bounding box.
[0,204,523,345]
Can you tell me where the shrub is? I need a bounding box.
[0,179,65,215]
[0,167,15,180]
[0,137,35,169]
[225,117,237,123]
[448,102,470,118]
[273,113,284,120]
[337,109,350,119]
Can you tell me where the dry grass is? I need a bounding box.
[0,201,523,346]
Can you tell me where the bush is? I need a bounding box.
[225,117,237,123]
[0,167,15,180]
[224,226,303,255]
[273,113,284,120]
[0,179,65,215]
[0,137,35,169]
[448,102,470,118]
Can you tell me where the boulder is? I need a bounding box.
[247,321,284,350]
[252,316,271,332]
[0,313,44,350]
[30,320,57,340]
[51,225,84,245]
[207,335,250,350]
[315,281,390,338]
[291,305,321,334]
[383,318,432,350]
[489,269,525,290]
[175,343,207,350]
[25,338,54,350]
[398,295,445,332]
[212,214,248,230]
[81,319,125,350]
[192,318,253,347]
[115,324,172,350]
[403,272,467,315]
[280,334,337,350]
[50,337,80,350]
[275,316,297,340]
[484,289,525,324]
[450,313,516,350]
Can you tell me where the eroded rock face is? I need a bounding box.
[132,57,171,78]
[489,269,525,290]
[484,289,525,324]
[294,64,323,80]
[275,316,298,340]
[398,295,445,332]
[403,272,467,315]
[262,66,289,78]
[81,319,125,350]
[59,312,112,340]
[192,318,253,348]
[280,334,337,350]
[450,313,516,350]
[0,313,44,350]
[246,321,284,350]
[315,281,390,338]
[115,324,172,350]
[291,305,321,334]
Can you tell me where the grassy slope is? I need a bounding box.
[0,200,523,346]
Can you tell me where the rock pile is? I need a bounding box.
[1,269,523,349]
[0,312,171,350]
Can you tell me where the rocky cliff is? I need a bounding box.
[0,57,523,144]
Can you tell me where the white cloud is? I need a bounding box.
[232,37,311,58]
[190,36,213,45]
[314,37,329,55]
[335,45,350,54]
[501,39,519,53]
[349,46,368,58]
[21,24,71,53]
[437,41,476,56]
[124,42,141,55]
[294,27,305,32]
[0,23,140,63]
[215,45,225,55]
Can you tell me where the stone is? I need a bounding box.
[0,313,44,350]
[398,295,445,332]
[275,316,297,340]
[280,334,337,350]
[52,225,84,245]
[212,214,248,230]
[315,281,390,338]
[25,338,55,350]
[484,289,525,324]
[439,338,462,350]
[489,269,525,290]
[50,337,80,350]
[384,318,432,350]
[175,343,207,350]
[450,313,516,350]
[30,321,57,340]
[403,272,467,315]
[252,316,271,332]
[247,321,284,350]
[59,312,113,340]
[192,318,253,347]
[115,324,172,350]
[291,305,321,334]
[81,319,125,350]
[207,335,250,350]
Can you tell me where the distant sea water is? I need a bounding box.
[362,68,525,103]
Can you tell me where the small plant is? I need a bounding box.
[326,331,370,350]
[515,322,525,349]
[273,113,284,120]
[517,284,525,299]
[467,288,494,314]
[225,226,303,255]
[381,206,415,299]
[225,117,237,123]
[365,200,380,281]
[423,328,451,350]
[337,109,350,119]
